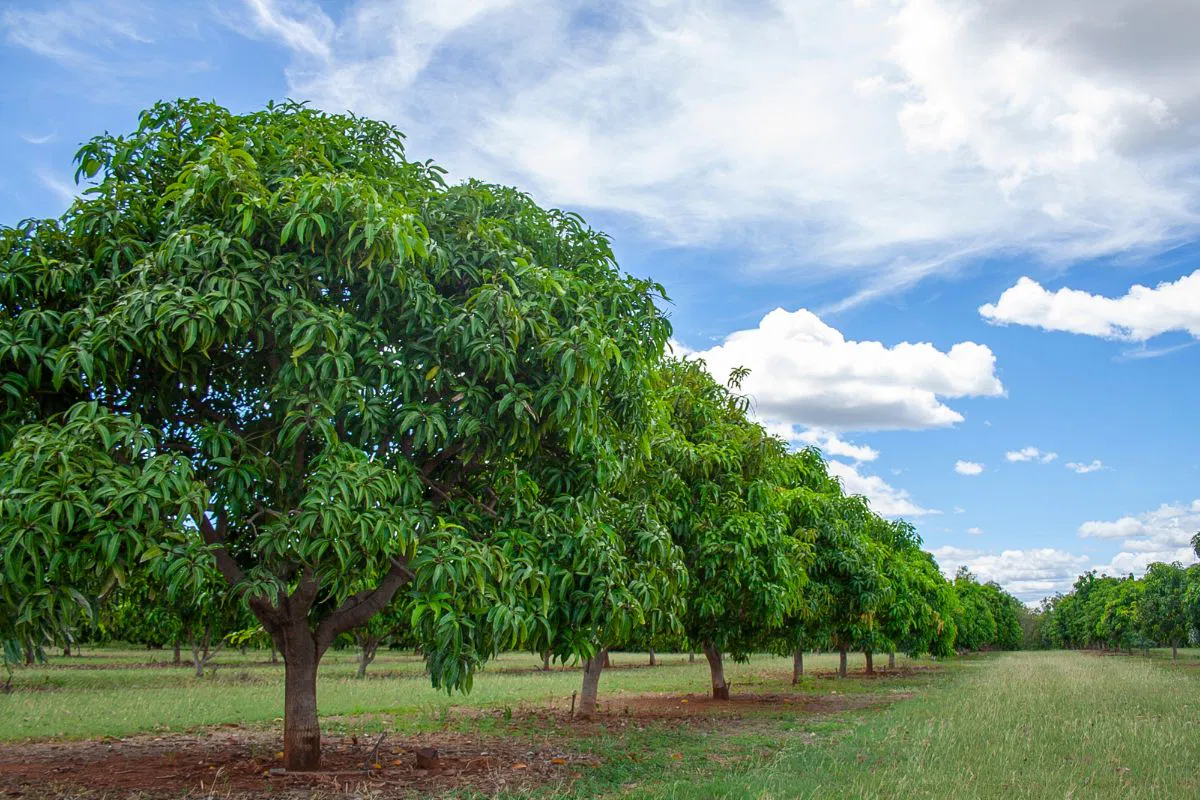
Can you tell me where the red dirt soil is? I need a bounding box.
[0,729,591,799]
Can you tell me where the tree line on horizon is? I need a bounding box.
[1023,554,1200,657]
[0,99,1022,771]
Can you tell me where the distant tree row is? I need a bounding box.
[0,100,1011,769]
[1029,558,1200,656]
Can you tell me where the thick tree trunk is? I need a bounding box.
[888,652,896,669]
[648,648,656,667]
[838,648,848,678]
[703,643,729,700]
[1172,644,1178,660]
[62,642,71,657]
[542,651,551,671]
[864,651,874,675]
[792,649,804,684]
[281,635,322,771]
[173,640,182,666]
[576,648,607,718]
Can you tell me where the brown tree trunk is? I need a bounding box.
[648,648,656,667]
[576,648,607,718]
[689,651,696,663]
[888,652,896,669]
[864,651,874,675]
[270,643,279,664]
[792,649,804,684]
[602,651,612,669]
[703,643,729,700]
[1172,644,1178,660]
[356,642,377,679]
[281,633,322,771]
[173,640,182,666]
[838,648,848,678]
[62,642,71,657]
[542,650,551,671]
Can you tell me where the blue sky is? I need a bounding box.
[4,0,1200,602]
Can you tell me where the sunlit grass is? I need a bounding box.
[0,647,923,741]
[645,650,1200,799]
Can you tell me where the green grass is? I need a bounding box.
[0,647,914,741]
[640,649,1200,799]
[5,648,1199,798]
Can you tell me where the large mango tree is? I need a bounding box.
[0,100,669,769]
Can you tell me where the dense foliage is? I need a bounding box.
[1033,561,1200,655]
[0,99,1011,757]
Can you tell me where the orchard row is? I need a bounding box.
[0,100,1020,771]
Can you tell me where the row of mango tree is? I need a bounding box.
[0,99,1014,770]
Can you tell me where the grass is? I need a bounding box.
[643,649,1200,799]
[0,647,911,741]
[4,647,1199,798]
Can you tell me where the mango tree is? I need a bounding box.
[658,359,804,698]
[0,100,669,769]
[1140,562,1190,658]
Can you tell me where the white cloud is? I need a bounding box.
[243,0,333,61]
[766,425,879,462]
[1005,446,1058,463]
[1080,500,1200,576]
[20,132,55,145]
[2,0,156,73]
[250,0,1200,305]
[953,506,966,514]
[931,545,1090,602]
[966,527,983,536]
[980,272,1200,342]
[1066,460,1104,474]
[955,460,985,476]
[35,168,77,208]
[827,460,937,518]
[684,307,1003,432]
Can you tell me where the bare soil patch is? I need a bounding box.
[0,728,592,799]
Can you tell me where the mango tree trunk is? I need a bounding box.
[173,640,182,666]
[1172,644,1178,660]
[689,651,695,663]
[888,652,895,669]
[838,647,848,678]
[356,641,378,678]
[280,629,322,772]
[576,648,608,718]
[542,651,551,670]
[703,643,729,700]
[648,648,656,667]
[864,651,874,675]
[792,649,804,684]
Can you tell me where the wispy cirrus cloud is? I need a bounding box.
[241,0,1200,305]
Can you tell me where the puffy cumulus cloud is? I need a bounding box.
[980,273,1200,342]
[245,0,1200,305]
[1079,501,1200,576]
[966,527,983,536]
[827,460,937,518]
[931,545,1090,602]
[685,308,1003,432]
[1005,446,1057,463]
[764,425,879,463]
[955,460,985,476]
[1066,460,1104,474]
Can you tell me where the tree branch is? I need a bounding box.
[315,559,414,655]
